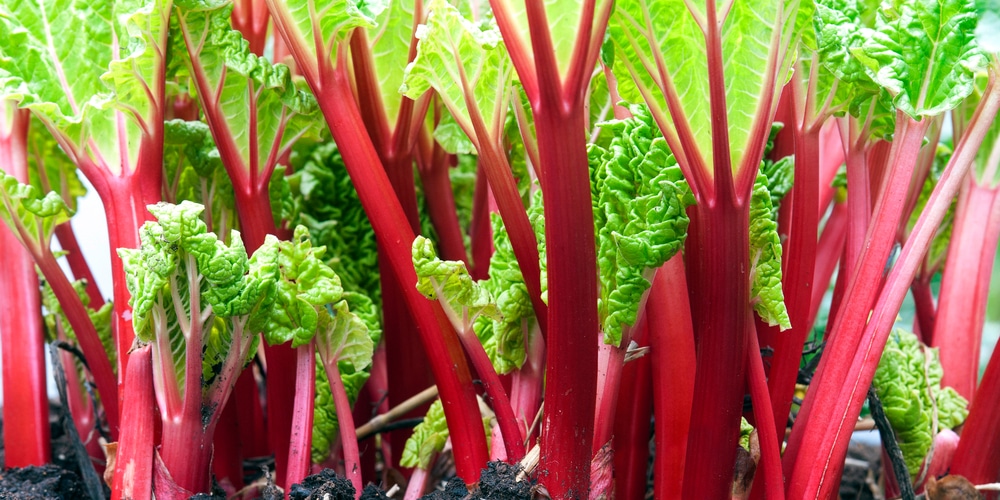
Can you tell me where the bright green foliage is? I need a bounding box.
[0,173,73,255]
[412,235,501,331]
[610,0,803,176]
[976,0,1000,51]
[400,0,512,149]
[163,120,236,231]
[263,226,344,348]
[287,140,381,305]
[494,0,592,79]
[366,0,417,127]
[0,0,168,175]
[955,73,1000,186]
[749,166,792,330]
[401,399,450,469]
[873,329,969,476]
[588,107,694,345]
[739,417,755,451]
[24,117,86,211]
[850,0,987,119]
[265,0,384,74]
[472,190,547,373]
[119,201,279,398]
[172,0,319,186]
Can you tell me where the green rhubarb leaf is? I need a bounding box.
[266,0,384,77]
[412,235,501,331]
[25,116,87,212]
[39,277,116,371]
[264,225,344,347]
[400,0,512,148]
[120,201,279,400]
[589,106,693,345]
[750,169,791,329]
[172,0,320,187]
[906,143,955,269]
[0,0,167,175]
[611,0,803,176]
[739,417,755,451]
[400,399,450,469]
[316,300,374,372]
[955,74,1000,185]
[472,188,547,373]
[163,119,238,235]
[975,0,1000,52]
[367,0,417,126]
[287,139,381,305]
[494,0,591,79]
[873,328,969,477]
[0,173,73,254]
[851,0,987,118]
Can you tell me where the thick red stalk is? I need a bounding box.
[841,120,872,283]
[416,136,469,264]
[682,198,752,499]
[321,358,362,499]
[509,324,544,441]
[284,343,316,492]
[647,255,695,497]
[951,346,1000,485]
[785,115,929,486]
[763,123,821,443]
[0,105,49,466]
[931,178,1000,399]
[469,164,493,279]
[231,0,270,56]
[611,320,653,500]
[307,62,488,481]
[111,345,155,500]
[533,103,600,497]
[211,402,245,495]
[788,79,1000,499]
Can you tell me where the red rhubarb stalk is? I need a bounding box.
[285,342,317,493]
[611,319,653,500]
[931,177,1000,399]
[787,73,1000,500]
[0,104,49,466]
[647,255,695,497]
[111,345,155,500]
[321,357,363,499]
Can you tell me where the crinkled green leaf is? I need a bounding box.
[750,169,791,329]
[850,0,987,118]
[264,225,343,347]
[25,116,87,211]
[288,139,381,305]
[739,417,755,451]
[611,0,803,176]
[873,328,970,476]
[472,189,547,373]
[413,235,501,331]
[400,399,450,469]
[119,201,279,401]
[172,0,320,185]
[0,173,73,254]
[163,119,238,235]
[589,106,693,345]
[316,300,374,372]
[400,0,512,147]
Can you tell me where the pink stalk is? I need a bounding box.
[809,199,848,326]
[647,255,695,497]
[509,324,544,442]
[111,345,155,500]
[747,327,785,500]
[911,276,937,342]
[611,320,653,500]
[930,178,1000,399]
[403,467,431,500]
[284,343,317,493]
[54,223,105,308]
[0,104,49,466]
[231,0,270,56]
[321,355,363,499]
[787,74,1000,500]
[951,347,1000,486]
[785,114,930,481]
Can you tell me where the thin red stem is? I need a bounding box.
[111,345,155,500]
[322,358,362,499]
[284,343,317,493]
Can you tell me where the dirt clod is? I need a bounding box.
[289,469,355,500]
[0,465,87,499]
[470,461,532,500]
[420,478,468,499]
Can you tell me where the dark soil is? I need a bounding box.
[0,465,87,499]
[469,462,532,500]
[419,478,469,499]
[289,469,355,500]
